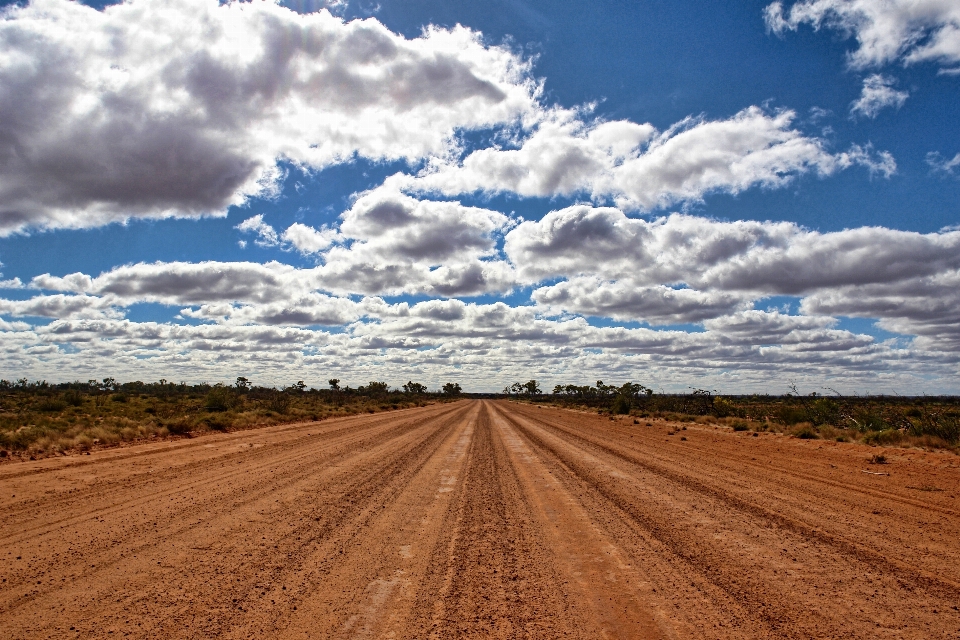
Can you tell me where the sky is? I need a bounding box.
[0,0,958,394]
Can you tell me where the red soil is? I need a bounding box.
[1,400,958,638]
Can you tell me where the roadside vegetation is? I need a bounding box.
[0,377,463,460]
[505,380,960,451]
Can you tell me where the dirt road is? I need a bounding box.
[2,400,959,638]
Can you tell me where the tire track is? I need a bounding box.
[1,402,471,638]
[498,401,960,638]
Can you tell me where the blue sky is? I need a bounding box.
[0,0,958,392]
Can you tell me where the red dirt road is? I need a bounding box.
[2,400,959,638]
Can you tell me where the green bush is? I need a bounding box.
[612,395,631,415]
[731,420,749,431]
[165,419,192,435]
[792,424,819,439]
[777,406,809,425]
[204,386,234,412]
[863,429,903,446]
[204,415,231,432]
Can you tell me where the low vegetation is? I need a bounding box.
[0,377,463,460]
[505,380,960,451]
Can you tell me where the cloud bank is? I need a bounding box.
[0,0,955,392]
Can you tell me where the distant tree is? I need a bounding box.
[328,379,340,391]
[235,377,250,391]
[442,382,462,396]
[204,384,234,412]
[362,381,389,396]
[403,381,427,394]
[523,380,541,396]
[291,380,307,393]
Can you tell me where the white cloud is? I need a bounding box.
[312,187,515,296]
[0,294,120,320]
[765,0,960,70]
[236,214,280,247]
[281,223,340,253]
[10,197,959,378]
[850,74,909,119]
[926,151,960,175]
[0,278,24,289]
[0,0,539,236]
[2,296,958,392]
[504,208,960,295]
[30,261,307,305]
[532,278,748,325]
[180,292,363,327]
[402,106,890,210]
[801,270,960,349]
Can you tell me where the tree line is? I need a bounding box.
[502,379,960,444]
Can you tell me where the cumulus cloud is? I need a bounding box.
[25,205,960,338]
[402,106,890,210]
[0,0,538,235]
[236,215,280,247]
[850,74,909,118]
[0,0,897,242]
[702,309,873,351]
[236,216,341,253]
[281,223,340,253]
[0,277,24,289]
[926,151,960,176]
[180,293,363,327]
[312,187,515,295]
[765,0,960,71]
[801,270,960,349]
[30,261,307,305]
[504,207,960,294]
[0,294,121,320]
[2,291,957,392]
[532,279,748,325]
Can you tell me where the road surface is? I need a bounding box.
[2,400,959,638]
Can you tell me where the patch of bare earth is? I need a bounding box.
[1,400,958,638]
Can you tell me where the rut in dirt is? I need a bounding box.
[1,399,958,639]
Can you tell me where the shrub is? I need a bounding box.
[731,420,749,432]
[713,397,741,418]
[263,390,291,414]
[612,395,631,415]
[110,393,127,403]
[62,390,84,407]
[777,406,809,426]
[204,386,234,412]
[165,419,192,436]
[863,429,903,446]
[792,424,819,439]
[36,398,67,412]
[204,415,231,432]
[907,410,959,444]
[850,409,886,433]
